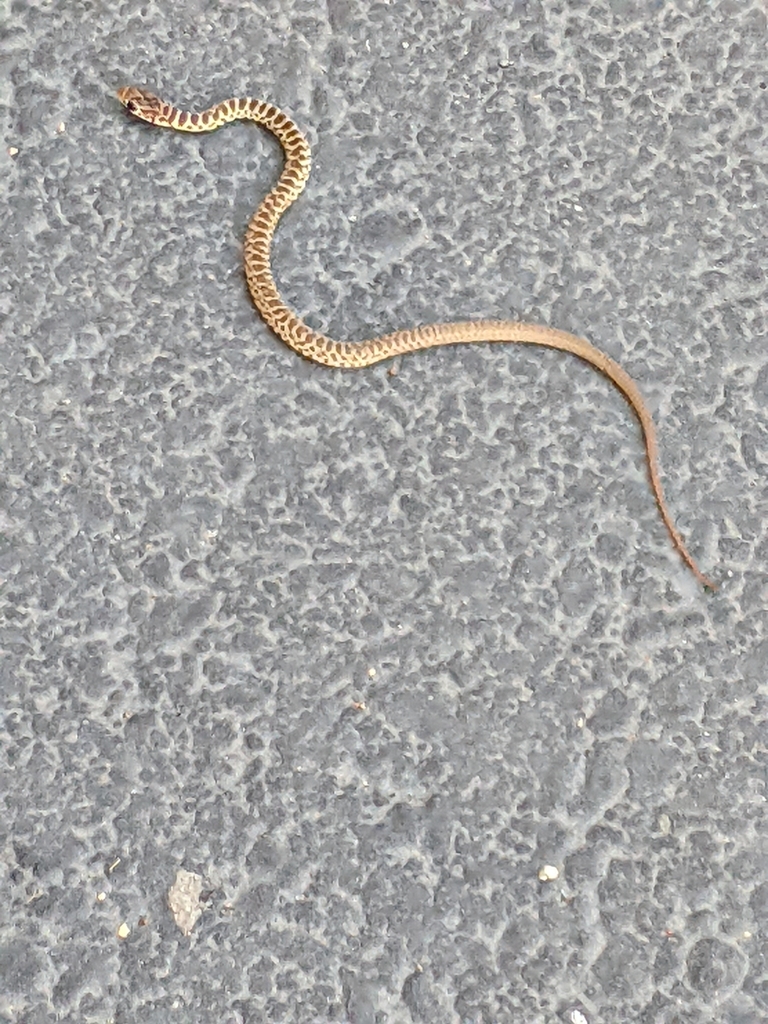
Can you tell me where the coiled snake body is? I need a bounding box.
[117,87,715,590]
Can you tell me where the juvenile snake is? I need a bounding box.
[117,87,716,590]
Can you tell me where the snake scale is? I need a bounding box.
[117,86,716,591]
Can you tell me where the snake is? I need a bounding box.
[117,86,716,591]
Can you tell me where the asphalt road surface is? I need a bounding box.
[1,1,766,1021]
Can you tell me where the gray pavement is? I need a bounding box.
[1,1,767,1021]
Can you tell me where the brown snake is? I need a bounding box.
[117,87,716,590]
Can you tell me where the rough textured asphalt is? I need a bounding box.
[1,1,767,1021]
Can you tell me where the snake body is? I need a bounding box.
[117,87,715,590]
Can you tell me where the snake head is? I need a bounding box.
[116,86,167,125]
